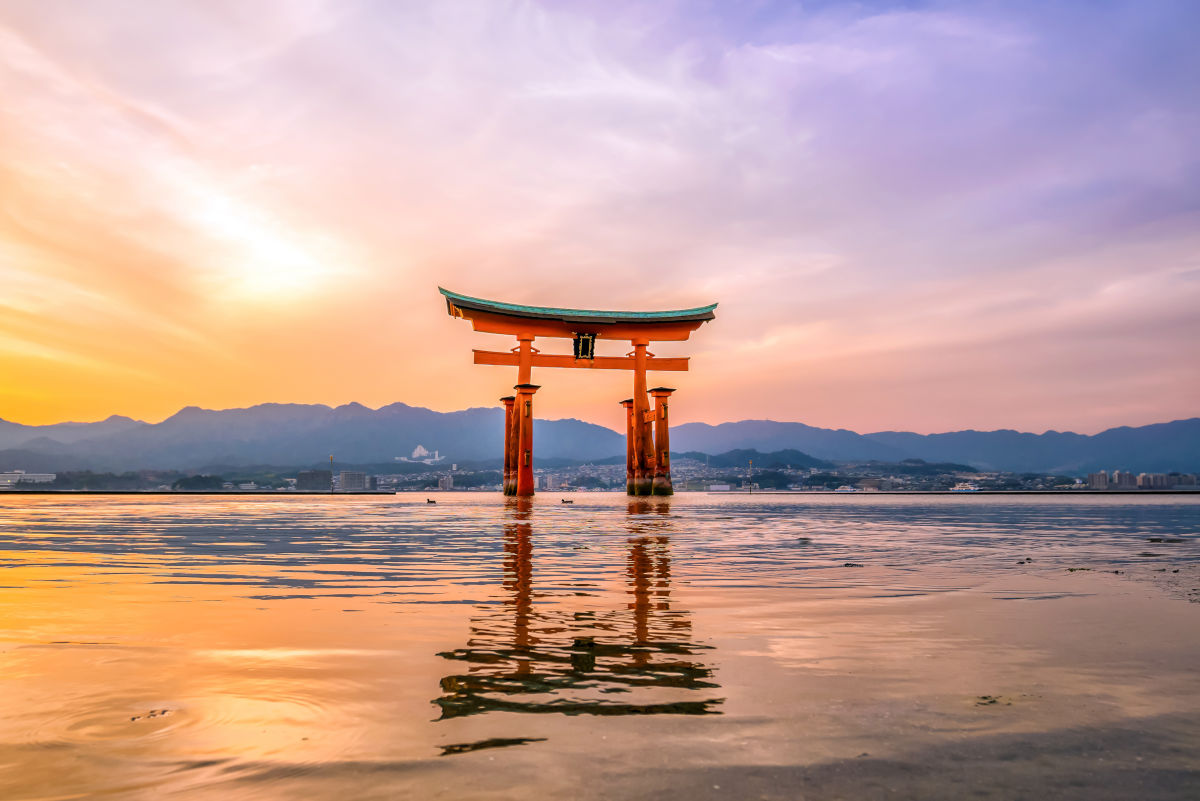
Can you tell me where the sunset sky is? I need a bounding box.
[1,0,1197,434]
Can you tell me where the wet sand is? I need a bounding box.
[0,494,1196,799]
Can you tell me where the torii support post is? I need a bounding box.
[506,396,522,495]
[514,384,539,497]
[650,388,675,496]
[515,336,535,385]
[631,339,655,496]
[500,396,516,495]
[620,399,635,494]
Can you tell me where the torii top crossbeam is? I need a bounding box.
[440,287,717,497]
[441,287,716,376]
[441,287,716,338]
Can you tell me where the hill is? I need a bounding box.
[0,404,1195,474]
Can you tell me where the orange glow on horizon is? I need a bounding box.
[1,3,1196,435]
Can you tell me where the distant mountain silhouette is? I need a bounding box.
[672,420,904,461]
[0,403,620,471]
[673,418,1200,473]
[0,404,1195,474]
[862,419,1200,473]
[0,414,144,449]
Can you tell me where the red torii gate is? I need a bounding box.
[440,288,717,496]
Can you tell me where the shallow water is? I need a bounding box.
[1,493,1198,799]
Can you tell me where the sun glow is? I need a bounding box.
[177,178,351,303]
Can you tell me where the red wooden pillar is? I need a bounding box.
[630,339,655,496]
[500,395,516,495]
[650,388,675,496]
[620,398,634,495]
[516,335,535,385]
[514,383,539,497]
[506,396,521,496]
[512,336,535,496]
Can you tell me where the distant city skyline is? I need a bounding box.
[1,1,1197,434]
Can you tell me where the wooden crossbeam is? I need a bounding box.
[473,350,689,371]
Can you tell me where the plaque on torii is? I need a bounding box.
[440,288,717,497]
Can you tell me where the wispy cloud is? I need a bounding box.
[0,0,1196,431]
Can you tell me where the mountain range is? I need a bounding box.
[0,402,1196,475]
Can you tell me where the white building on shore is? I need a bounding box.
[0,470,56,488]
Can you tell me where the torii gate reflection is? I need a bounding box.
[433,499,723,719]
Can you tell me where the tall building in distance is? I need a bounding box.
[1111,470,1138,489]
[296,470,332,491]
[339,471,368,492]
[1087,470,1197,491]
[1138,473,1170,489]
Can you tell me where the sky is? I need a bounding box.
[1,0,1197,435]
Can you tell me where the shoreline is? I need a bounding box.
[717,489,1200,495]
[1,489,1198,496]
[0,489,398,496]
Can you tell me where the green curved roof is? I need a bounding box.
[440,287,717,325]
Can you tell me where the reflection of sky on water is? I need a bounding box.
[435,499,722,719]
[0,494,1197,800]
[1,495,1196,596]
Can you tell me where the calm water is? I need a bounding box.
[1,493,1198,799]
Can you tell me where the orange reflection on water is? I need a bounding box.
[434,499,722,722]
[1,494,1199,801]
[0,505,469,798]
